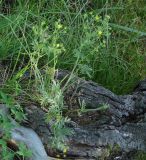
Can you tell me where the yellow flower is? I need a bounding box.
[63,148,67,154]
[98,30,102,36]
[95,15,100,22]
[56,154,60,158]
[63,154,67,158]
[56,24,63,29]
[56,44,60,48]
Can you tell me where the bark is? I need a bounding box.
[23,70,146,159]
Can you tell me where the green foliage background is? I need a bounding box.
[0,0,146,94]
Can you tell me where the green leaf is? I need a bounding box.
[17,143,32,158]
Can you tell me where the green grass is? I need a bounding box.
[0,0,146,94]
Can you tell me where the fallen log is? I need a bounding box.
[22,70,146,159]
[1,70,146,159]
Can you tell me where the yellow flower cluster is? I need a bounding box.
[98,30,102,36]
[95,15,100,22]
[57,24,63,29]
[56,148,68,159]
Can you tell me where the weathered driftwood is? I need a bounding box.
[21,70,146,159]
[0,104,54,160]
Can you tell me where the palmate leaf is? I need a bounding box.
[0,139,14,160]
[0,90,13,105]
[16,143,32,158]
